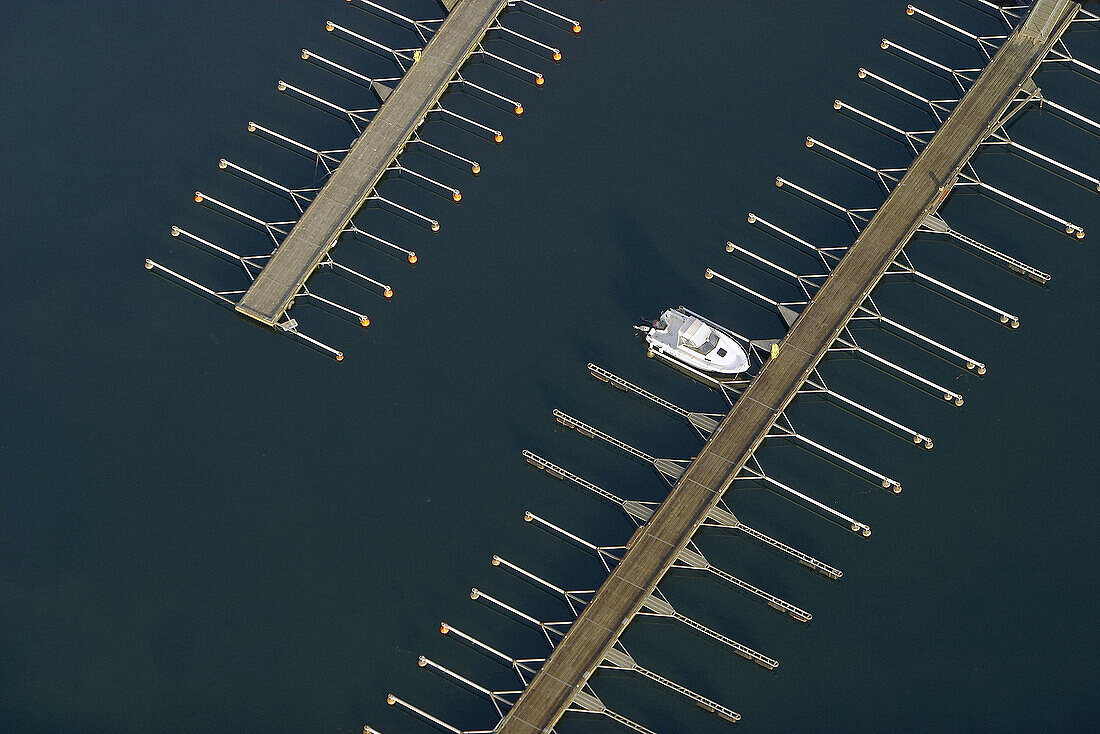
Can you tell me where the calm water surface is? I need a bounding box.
[2,1,1098,733]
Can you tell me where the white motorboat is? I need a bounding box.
[636,307,750,375]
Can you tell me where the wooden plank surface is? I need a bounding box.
[235,0,506,325]
[496,2,1078,731]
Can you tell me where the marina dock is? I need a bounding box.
[495,1,1081,731]
[150,0,579,358]
[235,0,507,326]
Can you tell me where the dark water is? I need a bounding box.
[2,2,1098,733]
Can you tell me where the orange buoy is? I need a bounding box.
[471,162,481,175]
[359,317,370,327]
[572,23,581,34]
[514,104,524,116]
[430,221,440,232]
[493,132,504,144]
[325,21,334,31]
[439,623,449,634]
[383,287,393,299]
[535,75,545,87]
[452,190,462,202]
[407,252,418,264]
[193,192,204,203]
[335,352,345,362]
[552,51,562,63]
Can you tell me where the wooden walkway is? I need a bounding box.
[235,0,507,326]
[496,1,1079,731]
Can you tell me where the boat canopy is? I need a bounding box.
[645,308,750,375]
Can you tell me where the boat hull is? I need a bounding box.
[643,307,750,375]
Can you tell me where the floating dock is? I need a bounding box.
[150,0,579,358]
[495,1,1081,730]
[235,0,507,326]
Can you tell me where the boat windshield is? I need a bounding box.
[686,332,720,354]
